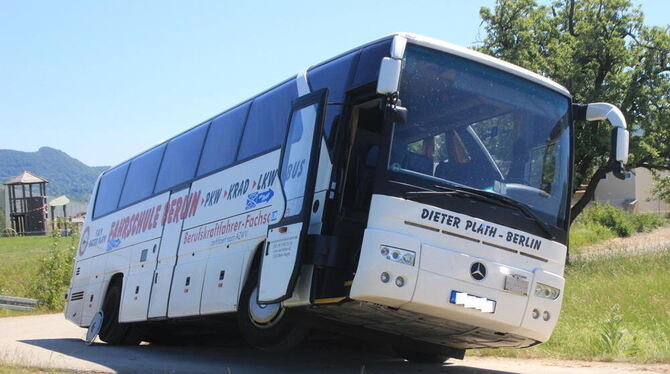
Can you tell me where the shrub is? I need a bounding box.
[31,235,77,310]
[630,213,665,233]
[579,203,635,237]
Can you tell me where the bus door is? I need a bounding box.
[257,89,328,304]
[147,187,190,318]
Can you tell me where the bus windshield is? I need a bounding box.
[389,45,571,227]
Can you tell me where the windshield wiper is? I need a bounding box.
[407,183,555,240]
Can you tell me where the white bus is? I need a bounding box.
[66,33,629,362]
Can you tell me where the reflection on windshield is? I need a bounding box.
[390,46,571,226]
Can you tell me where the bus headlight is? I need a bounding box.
[534,283,560,300]
[380,245,415,266]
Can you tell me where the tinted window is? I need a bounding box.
[93,163,129,219]
[351,41,391,88]
[155,124,209,192]
[309,51,358,141]
[119,144,166,207]
[237,80,299,160]
[197,102,250,177]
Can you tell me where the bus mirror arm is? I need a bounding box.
[573,103,631,180]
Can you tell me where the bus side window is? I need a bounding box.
[93,162,129,219]
[197,102,250,177]
[118,144,166,207]
[237,80,298,161]
[154,123,209,193]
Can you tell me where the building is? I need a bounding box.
[594,167,670,213]
[3,171,49,235]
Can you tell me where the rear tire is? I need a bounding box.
[98,281,141,345]
[237,270,309,351]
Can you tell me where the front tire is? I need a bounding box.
[237,270,309,351]
[98,281,141,345]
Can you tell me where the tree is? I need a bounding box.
[478,0,670,221]
[653,174,670,203]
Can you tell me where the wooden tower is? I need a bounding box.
[4,171,48,236]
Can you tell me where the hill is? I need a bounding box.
[0,147,107,202]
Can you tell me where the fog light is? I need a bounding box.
[380,272,390,283]
[534,283,560,300]
[532,309,540,319]
[543,311,551,321]
[395,276,405,287]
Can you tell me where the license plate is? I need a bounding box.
[504,274,529,296]
[449,291,496,313]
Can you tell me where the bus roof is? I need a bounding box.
[310,32,570,98]
[393,32,571,97]
[100,33,571,177]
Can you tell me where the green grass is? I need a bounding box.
[472,251,670,363]
[569,220,616,250]
[0,236,69,297]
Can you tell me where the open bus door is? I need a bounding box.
[257,88,329,304]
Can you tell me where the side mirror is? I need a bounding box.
[377,57,402,95]
[612,127,629,164]
[573,102,630,180]
[377,57,407,124]
[611,127,630,180]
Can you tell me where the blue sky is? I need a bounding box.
[0,1,667,166]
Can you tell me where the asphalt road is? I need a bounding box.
[1,314,668,374]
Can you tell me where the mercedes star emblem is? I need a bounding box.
[470,262,487,281]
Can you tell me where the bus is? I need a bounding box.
[66,32,630,362]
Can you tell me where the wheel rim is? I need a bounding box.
[248,287,285,329]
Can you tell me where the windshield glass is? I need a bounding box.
[389,45,571,226]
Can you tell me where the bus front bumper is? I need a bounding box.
[350,227,564,347]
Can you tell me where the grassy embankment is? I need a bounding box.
[0,235,76,318]
[568,203,666,253]
[472,250,670,363]
[472,205,669,363]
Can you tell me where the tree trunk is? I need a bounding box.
[570,163,611,223]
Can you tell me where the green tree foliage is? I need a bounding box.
[653,174,670,203]
[478,0,670,221]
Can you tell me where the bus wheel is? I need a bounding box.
[237,270,309,351]
[98,281,141,345]
[394,346,449,364]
